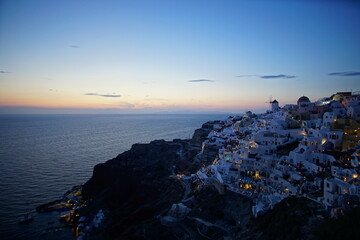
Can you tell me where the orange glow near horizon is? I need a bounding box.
[0,95,270,112]
[0,101,269,111]
[0,86,273,112]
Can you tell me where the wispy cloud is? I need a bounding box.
[235,74,296,79]
[328,71,360,77]
[101,94,122,98]
[188,79,214,82]
[0,70,11,74]
[69,45,80,48]
[84,93,121,98]
[260,74,296,79]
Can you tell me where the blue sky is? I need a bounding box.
[0,0,359,114]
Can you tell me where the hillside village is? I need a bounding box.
[58,91,360,240]
[191,91,360,218]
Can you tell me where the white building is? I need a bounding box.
[271,99,279,112]
[323,112,337,128]
[323,178,351,208]
[347,105,360,121]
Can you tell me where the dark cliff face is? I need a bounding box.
[82,122,215,200]
[190,121,215,148]
[82,139,187,201]
[79,122,216,239]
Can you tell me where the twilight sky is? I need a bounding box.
[0,0,359,114]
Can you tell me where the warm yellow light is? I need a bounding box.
[353,174,358,179]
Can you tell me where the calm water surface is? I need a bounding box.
[0,114,228,240]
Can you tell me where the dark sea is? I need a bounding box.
[0,114,228,240]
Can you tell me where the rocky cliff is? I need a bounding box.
[82,121,215,200]
[79,121,221,239]
[77,117,360,240]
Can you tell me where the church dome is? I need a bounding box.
[297,96,310,105]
